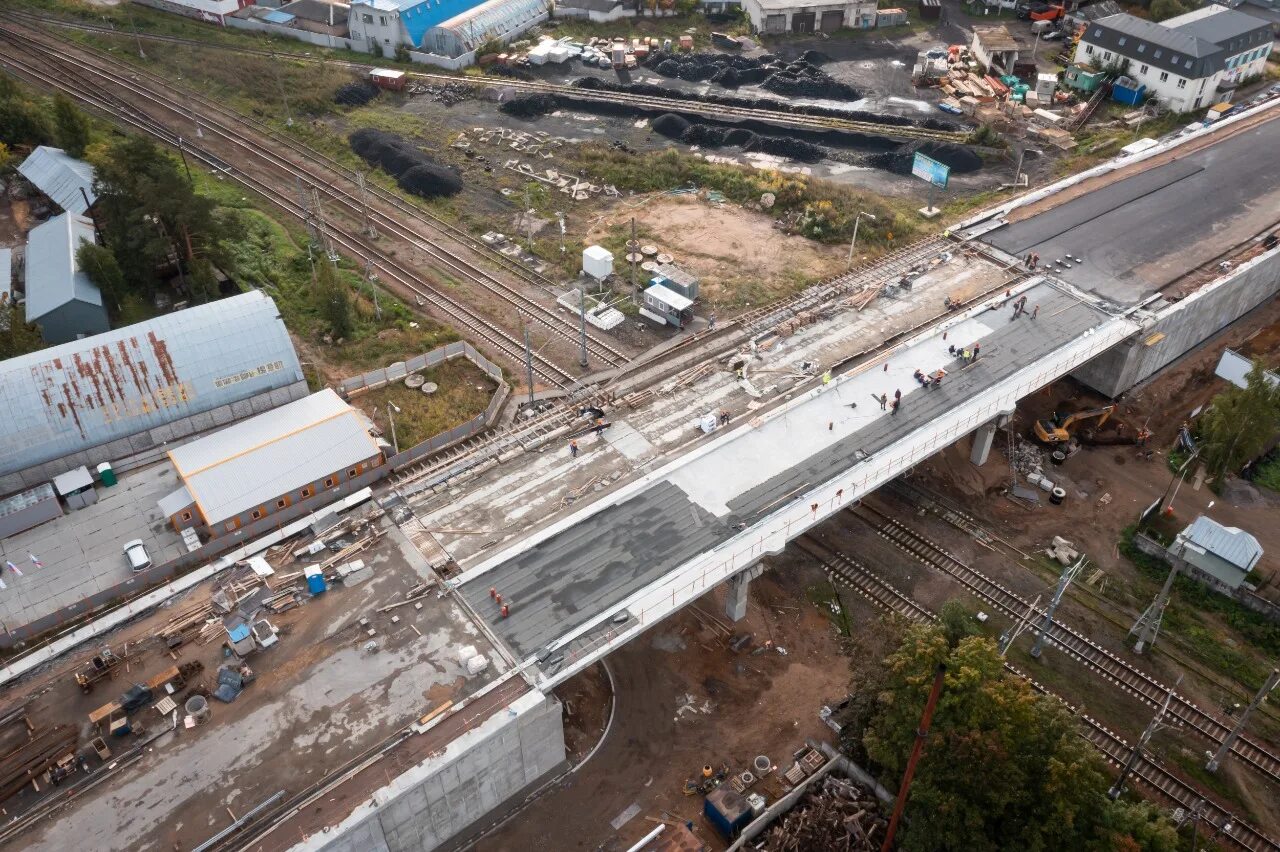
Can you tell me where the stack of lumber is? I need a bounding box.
[759,775,888,852]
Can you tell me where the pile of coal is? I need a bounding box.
[863,140,983,175]
[334,81,379,107]
[650,113,825,162]
[500,93,560,118]
[349,128,463,198]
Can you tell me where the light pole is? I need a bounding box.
[386,402,401,455]
[1032,28,1042,62]
[847,211,877,269]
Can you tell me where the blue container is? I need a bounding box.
[1112,81,1145,106]
[704,787,751,840]
[307,572,328,595]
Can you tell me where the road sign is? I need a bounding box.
[911,152,951,188]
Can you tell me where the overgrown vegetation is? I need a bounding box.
[1195,359,1280,482]
[1120,527,1279,687]
[571,144,922,246]
[352,359,497,449]
[838,617,1185,852]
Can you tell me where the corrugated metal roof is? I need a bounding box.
[1182,515,1263,571]
[16,147,97,215]
[158,485,193,518]
[24,212,102,323]
[262,8,296,22]
[0,290,304,478]
[431,0,550,50]
[168,389,380,525]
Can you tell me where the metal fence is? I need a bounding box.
[341,342,511,472]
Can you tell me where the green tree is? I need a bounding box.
[1197,360,1280,482]
[187,258,222,304]
[52,94,92,157]
[937,599,979,648]
[76,242,128,313]
[0,301,45,357]
[861,622,1181,852]
[1150,0,1190,21]
[315,257,353,339]
[0,96,54,148]
[0,141,11,173]
[89,135,239,291]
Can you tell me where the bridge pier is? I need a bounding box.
[970,410,1015,466]
[726,564,765,622]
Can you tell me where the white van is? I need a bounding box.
[123,540,151,572]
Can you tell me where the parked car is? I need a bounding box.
[123,539,151,572]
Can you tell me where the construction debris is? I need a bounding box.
[758,774,888,852]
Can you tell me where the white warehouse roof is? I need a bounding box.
[167,389,380,525]
[17,147,97,216]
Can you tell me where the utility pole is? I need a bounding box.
[1129,543,1183,654]
[176,137,193,186]
[523,186,533,252]
[1207,668,1280,772]
[1109,678,1180,800]
[362,257,382,321]
[386,403,400,455]
[296,178,317,245]
[1185,799,1235,852]
[521,315,535,406]
[1030,558,1084,659]
[882,664,946,852]
[123,3,146,60]
[998,594,1041,657]
[272,54,294,127]
[356,171,378,238]
[311,188,338,262]
[629,217,638,303]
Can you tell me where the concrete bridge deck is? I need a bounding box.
[453,278,1139,685]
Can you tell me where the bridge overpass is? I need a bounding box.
[448,276,1139,687]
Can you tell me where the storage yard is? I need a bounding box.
[1,2,1280,852]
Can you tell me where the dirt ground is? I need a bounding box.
[477,562,853,852]
[557,662,611,763]
[587,195,847,308]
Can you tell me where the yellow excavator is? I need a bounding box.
[1033,405,1116,444]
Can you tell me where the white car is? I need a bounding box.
[123,539,151,572]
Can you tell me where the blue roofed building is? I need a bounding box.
[24,212,110,345]
[349,0,549,57]
[0,290,308,496]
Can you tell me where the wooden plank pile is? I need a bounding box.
[758,775,888,852]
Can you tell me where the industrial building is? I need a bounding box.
[1073,7,1273,112]
[970,25,1021,74]
[16,146,97,216]
[422,0,551,58]
[159,389,383,536]
[1170,516,1263,593]
[742,0,876,33]
[133,0,252,24]
[23,212,110,345]
[0,290,307,497]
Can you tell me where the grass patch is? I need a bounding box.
[349,359,497,450]
[1252,452,1280,493]
[807,582,852,636]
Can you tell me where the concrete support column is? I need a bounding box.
[970,410,1015,467]
[725,564,765,622]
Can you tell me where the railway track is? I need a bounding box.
[4,10,970,144]
[848,501,1280,790]
[0,45,586,387]
[0,22,631,373]
[796,535,1280,852]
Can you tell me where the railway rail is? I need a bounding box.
[3,10,971,144]
[0,43,582,388]
[796,535,1279,852]
[849,501,1280,790]
[0,22,630,373]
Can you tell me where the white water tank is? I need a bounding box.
[583,245,613,280]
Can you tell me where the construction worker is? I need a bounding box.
[894,388,901,402]
[879,393,888,411]
[1031,304,1039,320]
[891,398,900,416]
[569,440,578,458]
[822,370,832,386]
[972,342,981,360]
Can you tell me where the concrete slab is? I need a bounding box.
[0,463,187,633]
[984,116,1280,306]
